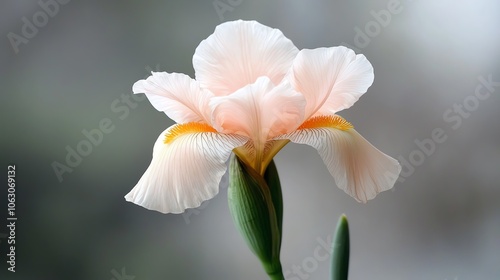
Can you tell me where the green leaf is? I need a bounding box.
[331,214,350,280]
[228,155,283,279]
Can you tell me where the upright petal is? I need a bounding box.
[193,20,299,96]
[286,47,374,118]
[125,123,248,214]
[210,77,306,144]
[278,115,401,203]
[133,72,213,123]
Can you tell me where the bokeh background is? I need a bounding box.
[1,0,499,279]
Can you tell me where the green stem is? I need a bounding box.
[268,272,285,280]
[264,259,284,280]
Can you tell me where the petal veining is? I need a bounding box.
[278,117,401,202]
[286,47,374,118]
[210,77,306,144]
[125,124,248,214]
[193,20,299,96]
[133,72,213,123]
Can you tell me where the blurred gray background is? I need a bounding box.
[1,0,499,279]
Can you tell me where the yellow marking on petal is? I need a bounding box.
[164,122,217,144]
[298,115,353,131]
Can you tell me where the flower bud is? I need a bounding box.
[331,214,350,280]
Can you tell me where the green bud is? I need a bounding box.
[228,154,283,279]
[331,214,350,280]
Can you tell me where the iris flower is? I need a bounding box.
[125,20,401,214]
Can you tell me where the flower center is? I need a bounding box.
[233,139,290,175]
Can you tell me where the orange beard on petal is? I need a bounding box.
[164,122,217,144]
[298,115,353,131]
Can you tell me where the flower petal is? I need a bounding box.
[278,116,401,202]
[193,20,299,96]
[133,72,213,123]
[210,77,306,144]
[125,123,248,214]
[286,47,374,118]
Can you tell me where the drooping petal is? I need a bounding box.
[133,72,213,123]
[125,123,248,214]
[193,20,299,96]
[210,77,306,144]
[278,115,401,203]
[286,47,374,118]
